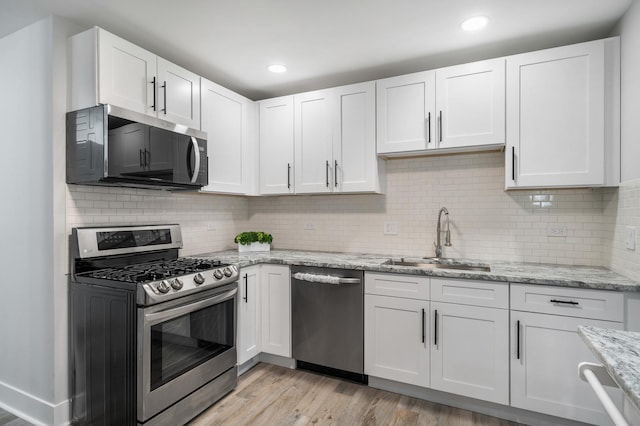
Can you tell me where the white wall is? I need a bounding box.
[0,15,81,426]
[612,0,640,182]
[248,152,611,265]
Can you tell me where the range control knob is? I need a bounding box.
[171,278,183,290]
[213,269,224,280]
[193,273,205,285]
[157,280,171,294]
[223,267,232,277]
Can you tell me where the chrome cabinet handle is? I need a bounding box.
[139,149,144,167]
[421,308,425,343]
[243,274,248,303]
[161,81,167,114]
[151,77,157,111]
[287,163,291,189]
[434,309,439,345]
[438,111,442,142]
[145,149,150,168]
[512,147,516,181]
[334,160,338,188]
[426,112,431,143]
[516,320,521,360]
[326,160,329,187]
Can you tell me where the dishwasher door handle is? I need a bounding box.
[292,272,361,285]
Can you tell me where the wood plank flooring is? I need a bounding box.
[189,363,523,426]
[0,408,31,426]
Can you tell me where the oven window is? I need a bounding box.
[150,297,234,390]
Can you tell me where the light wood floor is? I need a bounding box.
[189,363,524,426]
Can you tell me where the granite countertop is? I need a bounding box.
[579,326,640,411]
[194,249,640,292]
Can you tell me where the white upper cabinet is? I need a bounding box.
[200,78,255,194]
[506,38,620,189]
[70,27,200,129]
[156,58,200,129]
[259,96,295,195]
[334,82,384,193]
[377,59,505,156]
[294,89,334,193]
[377,71,435,154]
[261,82,383,195]
[96,29,156,116]
[435,59,505,149]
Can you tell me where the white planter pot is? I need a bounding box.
[237,242,270,253]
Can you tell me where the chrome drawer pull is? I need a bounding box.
[550,299,579,306]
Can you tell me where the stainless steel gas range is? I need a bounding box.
[69,224,238,425]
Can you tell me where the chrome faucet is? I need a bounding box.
[434,207,452,258]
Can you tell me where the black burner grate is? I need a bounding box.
[80,258,224,283]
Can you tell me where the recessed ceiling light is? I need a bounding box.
[461,15,489,32]
[268,64,287,73]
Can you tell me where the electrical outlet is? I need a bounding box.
[206,222,216,231]
[304,222,316,230]
[625,227,636,251]
[547,226,568,237]
[384,221,399,235]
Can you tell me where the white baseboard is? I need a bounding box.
[259,353,296,369]
[0,380,69,426]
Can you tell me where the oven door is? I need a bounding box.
[137,284,237,423]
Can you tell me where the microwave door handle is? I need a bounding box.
[189,136,201,184]
[144,288,237,324]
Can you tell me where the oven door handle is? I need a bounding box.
[144,288,237,324]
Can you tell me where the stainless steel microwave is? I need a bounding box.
[66,104,207,190]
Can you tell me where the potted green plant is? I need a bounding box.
[234,231,273,253]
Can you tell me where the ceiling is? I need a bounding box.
[0,0,632,100]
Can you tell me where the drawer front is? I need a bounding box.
[365,272,429,300]
[431,278,508,309]
[511,284,623,322]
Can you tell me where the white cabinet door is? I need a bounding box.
[237,266,261,365]
[259,96,295,194]
[377,71,435,154]
[435,59,505,149]
[97,28,157,116]
[430,302,508,404]
[157,57,200,129]
[200,78,252,194]
[333,82,383,193]
[511,311,623,425]
[260,265,291,357]
[364,294,429,387]
[506,39,616,188]
[294,89,333,194]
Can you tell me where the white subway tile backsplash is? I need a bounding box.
[247,151,610,266]
[66,186,249,259]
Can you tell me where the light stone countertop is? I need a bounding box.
[578,326,640,412]
[193,249,640,292]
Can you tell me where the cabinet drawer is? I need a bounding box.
[511,284,623,322]
[431,278,508,309]
[365,272,429,300]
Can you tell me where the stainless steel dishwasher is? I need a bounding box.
[291,265,366,383]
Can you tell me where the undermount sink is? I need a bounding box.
[385,259,491,272]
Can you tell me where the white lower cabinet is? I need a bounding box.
[511,311,623,425]
[237,265,260,365]
[260,265,291,357]
[430,301,509,404]
[511,284,624,425]
[364,294,429,387]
